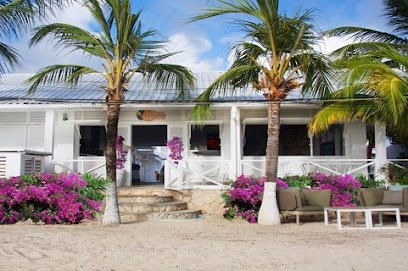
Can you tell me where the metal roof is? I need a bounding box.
[0,72,309,104]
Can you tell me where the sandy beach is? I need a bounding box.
[0,216,407,271]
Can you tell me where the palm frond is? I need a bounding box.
[384,0,408,36]
[190,104,213,124]
[30,23,110,58]
[27,64,99,93]
[0,41,20,73]
[0,0,72,38]
[292,53,337,99]
[133,62,195,99]
[324,26,408,45]
[308,102,374,134]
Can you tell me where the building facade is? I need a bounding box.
[0,73,390,189]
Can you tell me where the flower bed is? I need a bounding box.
[310,173,361,207]
[222,175,287,223]
[0,173,108,224]
[222,173,362,223]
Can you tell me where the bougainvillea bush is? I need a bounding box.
[310,173,361,207]
[166,136,183,162]
[0,173,108,224]
[222,173,363,223]
[222,175,287,223]
[116,135,128,169]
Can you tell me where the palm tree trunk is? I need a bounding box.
[102,103,121,224]
[265,101,281,181]
[258,101,281,225]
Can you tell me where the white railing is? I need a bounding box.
[165,159,230,190]
[241,158,376,177]
[53,159,106,177]
[387,159,408,170]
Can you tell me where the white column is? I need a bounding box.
[44,110,55,172]
[229,105,237,179]
[236,107,241,176]
[374,122,387,180]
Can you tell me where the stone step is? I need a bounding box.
[120,210,202,223]
[119,201,188,213]
[117,187,173,197]
[118,195,173,204]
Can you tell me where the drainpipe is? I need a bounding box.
[44,110,55,172]
[229,105,238,179]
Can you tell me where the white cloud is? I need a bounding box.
[163,32,225,72]
[11,3,101,73]
[315,36,355,55]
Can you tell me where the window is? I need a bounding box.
[243,124,310,156]
[79,126,106,156]
[190,125,221,156]
[279,125,310,156]
[313,124,344,156]
[243,125,267,156]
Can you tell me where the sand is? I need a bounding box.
[0,216,407,271]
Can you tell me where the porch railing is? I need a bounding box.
[241,158,376,177]
[165,159,230,190]
[53,159,106,177]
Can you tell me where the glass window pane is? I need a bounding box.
[313,124,344,156]
[79,126,106,156]
[279,125,310,156]
[243,125,267,156]
[190,125,221,156]
[243,124,310,156]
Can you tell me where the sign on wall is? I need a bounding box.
[136,110,166,121]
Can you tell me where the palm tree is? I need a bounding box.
[27,0,195,224]
[0,0,70,73]
[308,45,408,133]
[324,0,408,57]
[309,0,408,134]
[190,0,336,225]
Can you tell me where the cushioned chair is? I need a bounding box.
[277,188,331,226]
[359,187,408,214]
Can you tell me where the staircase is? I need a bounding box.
[117,186,202,223]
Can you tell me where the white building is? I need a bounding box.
[0,73,390,189]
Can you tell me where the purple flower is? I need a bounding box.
[0,173,104,224]
[116,135,129,169]
[167,137,184,162]
[310,173,361,207]
[223,175,288,223]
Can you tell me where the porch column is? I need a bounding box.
[374,122,387,180]
[44,110,55,172]
[229,105,240,179]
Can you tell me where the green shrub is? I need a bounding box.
[79,173,110,201]
[281,175,313,188]
[380,164,408,184]
[356,175,385,188]
[398,175,408,185]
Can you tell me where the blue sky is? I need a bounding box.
[12,0,388,73]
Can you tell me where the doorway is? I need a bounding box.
[132,125,167,185]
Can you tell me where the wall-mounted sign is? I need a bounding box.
[136,110,166,121]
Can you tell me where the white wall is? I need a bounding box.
[346,121,367,159]
[0,112,45,151]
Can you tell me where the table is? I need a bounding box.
[324,207,401,230]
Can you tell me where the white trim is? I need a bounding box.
[187,120,224,124]
[242,117,312,125]
[68,120,105,124]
